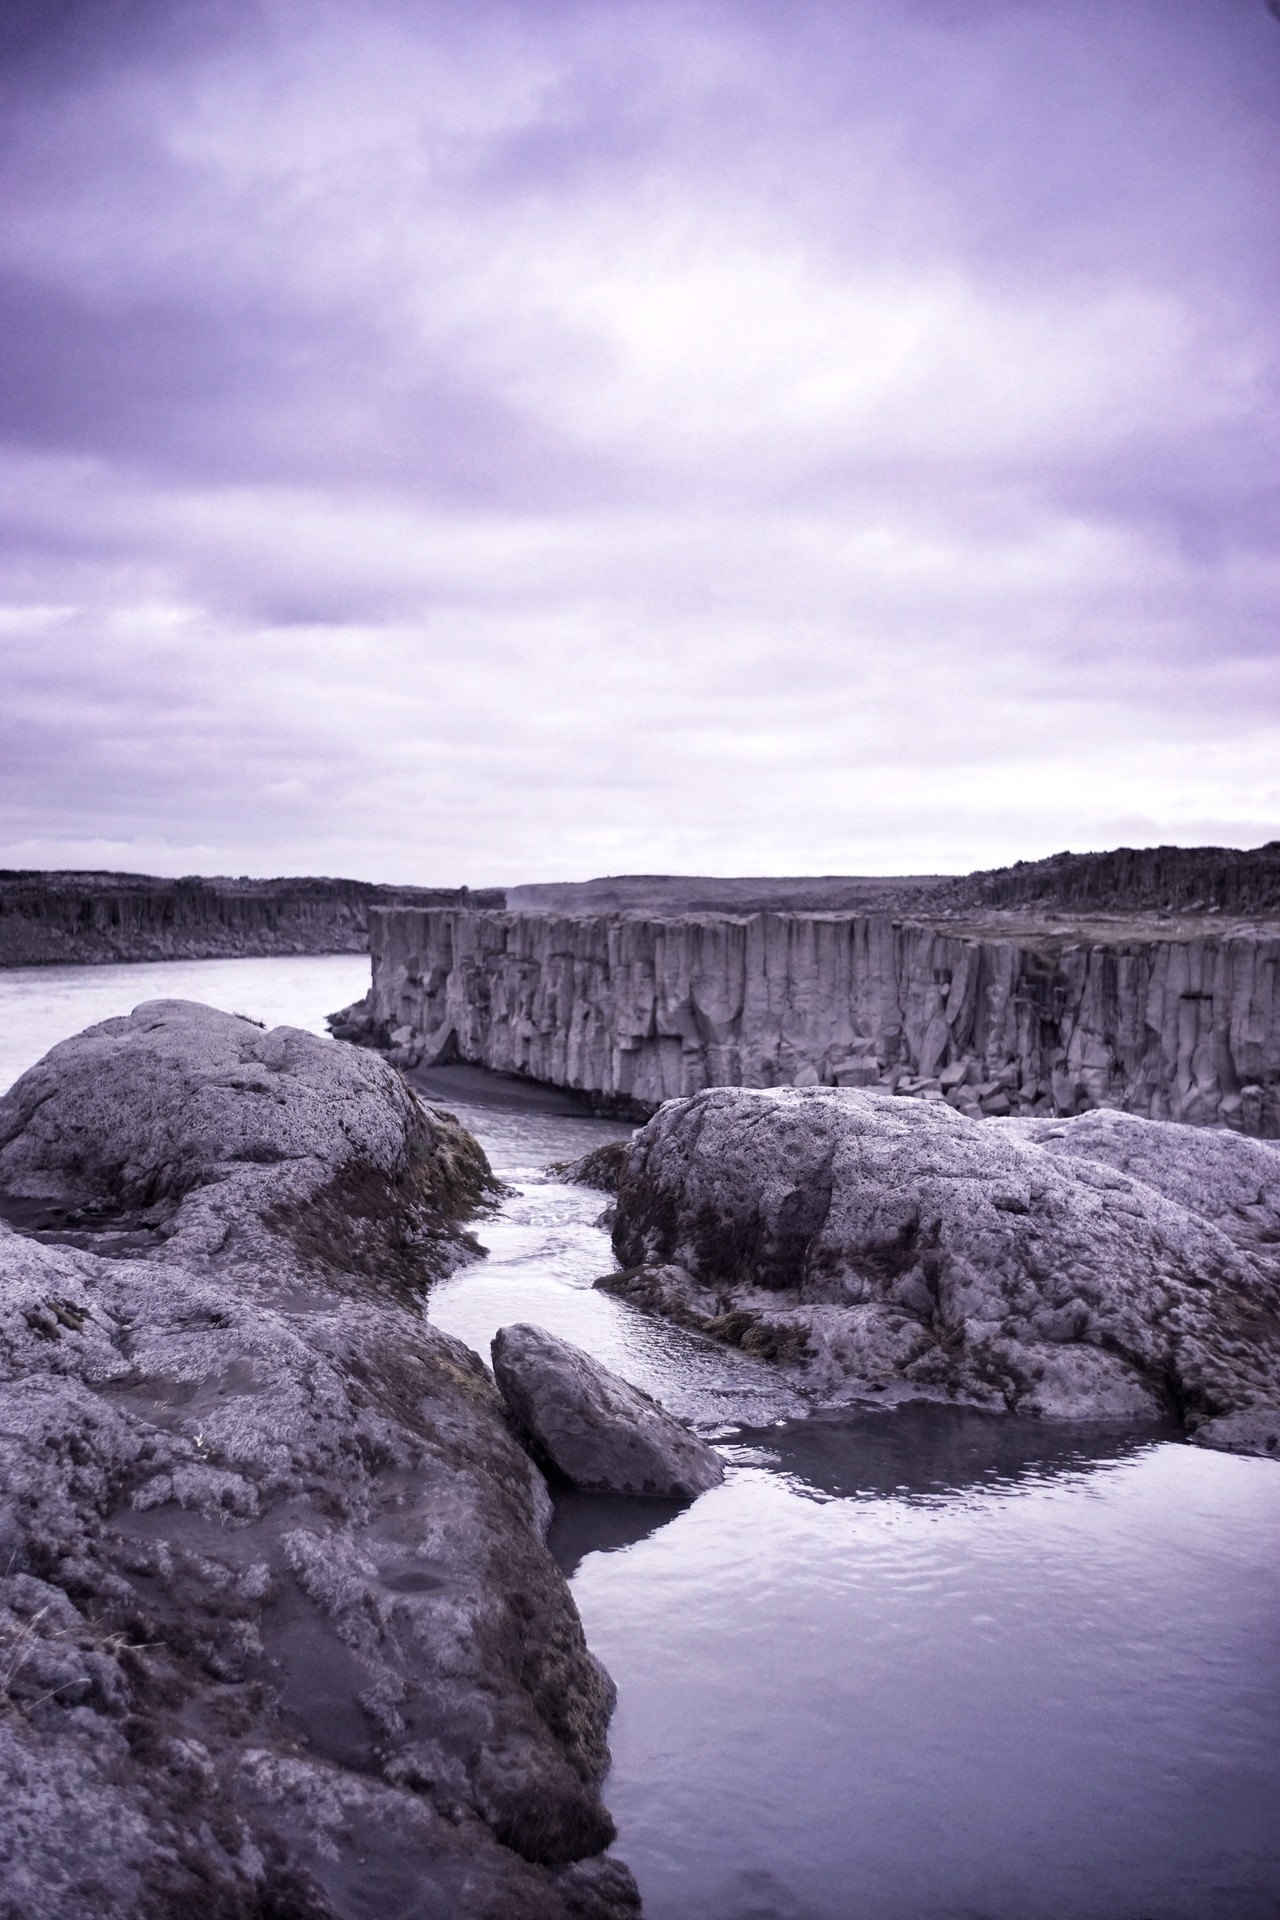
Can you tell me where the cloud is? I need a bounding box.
[0,0,1278,881]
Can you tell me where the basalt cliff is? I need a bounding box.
[0,870,505,967]
[342,843,1280,1138]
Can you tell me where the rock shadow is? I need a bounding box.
[547,1490,689,1578]
[723,1401,1178,1506]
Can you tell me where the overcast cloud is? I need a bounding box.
[1,0,1278,884]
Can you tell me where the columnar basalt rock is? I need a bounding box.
[598,1085,1280,1457]
[0,870,504,966]
[363,907,1280,1136]
[0,1002,637,1920]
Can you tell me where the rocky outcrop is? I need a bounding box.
[965,842,1280,917]
[551,1143,633,1194]
[491,1324,724,1498]
[364,905,1280,1135]
[504,874,952,916]
[502,842,1280,919]
[596,1086,1280,1457]
[0,1002,638,1919]
[0,870,504,967]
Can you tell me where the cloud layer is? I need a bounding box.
[2,0,1278,882]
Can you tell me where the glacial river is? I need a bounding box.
[3,957,1280,1920]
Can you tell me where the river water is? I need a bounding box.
[3,958,1279,1920]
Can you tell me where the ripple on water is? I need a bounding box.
[578,1445,1280,1920]
[422,1083,1280,1920]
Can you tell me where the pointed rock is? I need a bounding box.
[491,1323,724,1497]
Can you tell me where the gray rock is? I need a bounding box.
[491,1323,725,1497]
[998,1108,1280,1258]
[0,1002,638,1919]
[604,1086,1280,1455]
[552,1141,633,1193]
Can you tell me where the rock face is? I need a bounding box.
[966,842,1280,916]
[491,1324,724,1498]
[365,905,1280,1135]
[0,1002,638,1919]
[0,870,504,966]
[599,1086,1280,1457]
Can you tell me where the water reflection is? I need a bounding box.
[548,1490,689,1578]
[723,1402,1178,1506]
[412,1060,603,1119]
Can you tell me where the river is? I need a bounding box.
[3,956,1279,1920]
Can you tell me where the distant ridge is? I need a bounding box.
[0,871,505,966]
[503,843,1280,921]
[960,843,1280,917]
[6,842,1280,968]
[503,873,952,916]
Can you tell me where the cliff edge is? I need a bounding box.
[0,870,506,967]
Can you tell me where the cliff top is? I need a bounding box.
[0,870,503,905]
[504,874,953,916]
[502,843,1280,927]
[7,841,1280,933]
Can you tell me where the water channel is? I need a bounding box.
[3,957,1279,1919]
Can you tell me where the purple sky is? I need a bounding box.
[1,0,1278,885]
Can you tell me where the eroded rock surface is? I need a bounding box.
[491,1324,724,1498]
[599,1086,1280,1457]
[0,1002,638,1920]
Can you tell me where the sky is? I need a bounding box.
[1,0,1278,887]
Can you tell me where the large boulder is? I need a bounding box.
[0,1003,639,1920]
[0,997,494,1281]
[601,1086,1280,1457]
[492,1323,724,1497]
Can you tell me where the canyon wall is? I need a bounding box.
[0,871,505,966]
[365,907,1280,1136]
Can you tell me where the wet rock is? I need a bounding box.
[492,1323,724,1497]
[552,1141,634,1194]
[0,1002,638,1919]
[326,989,390,1048]
[605,1086,1280,1455]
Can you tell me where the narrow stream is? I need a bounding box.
[418,1063,1280,1920]
[3,971,1279,1920]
